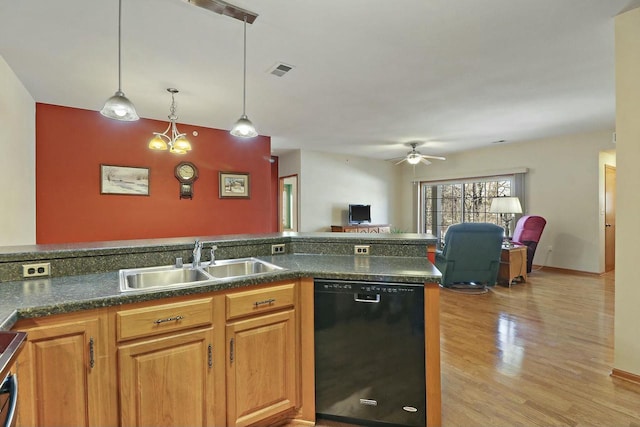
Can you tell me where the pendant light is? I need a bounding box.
[149,88,192,154]
[230,15,257,138]
[100,0,139,121]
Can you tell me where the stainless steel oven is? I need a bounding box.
[0,373,17,427]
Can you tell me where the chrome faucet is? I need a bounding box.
[192,239,203,268]
[209,245,218,265]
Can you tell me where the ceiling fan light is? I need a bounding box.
[407,154,421,165]
[231,115,258,138]
[148,135,168,150]
[100,91,139,121]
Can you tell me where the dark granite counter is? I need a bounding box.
[0,253,441,331]
[0,232,437,283]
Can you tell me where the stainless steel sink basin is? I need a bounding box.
[119,258,285,292]
[203,257,284,279]
[119,265,212,292]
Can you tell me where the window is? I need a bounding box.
[420,174,523,241]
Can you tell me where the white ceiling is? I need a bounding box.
[1,0,637,160]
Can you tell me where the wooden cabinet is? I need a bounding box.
[331,224,391,233]
[498,245,528,286]
[225,283,298,427]
[116,296,218,427]
[11,280,312,427]
[12,310,114,427]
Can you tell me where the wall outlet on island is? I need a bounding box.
[354,245,370,255]
[23,262,51,278]
[271,244,286,255]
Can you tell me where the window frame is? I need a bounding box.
[418,173,525,241]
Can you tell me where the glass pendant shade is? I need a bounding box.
[173,137,192,152]
[230,115,258,138]
[100,90,139,121]
[148,135,168,150]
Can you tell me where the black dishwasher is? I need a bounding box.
[314,279,426,427]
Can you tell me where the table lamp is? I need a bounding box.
[490,196,523,246]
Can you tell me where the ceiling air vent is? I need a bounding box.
[269,63,294,77]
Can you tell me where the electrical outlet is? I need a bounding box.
[22,262,51,278]
[271,244,286,255]
[354,245,370,255]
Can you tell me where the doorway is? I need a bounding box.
[279,175,298,232]
[605,165,616,272]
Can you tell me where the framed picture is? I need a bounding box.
[219,171,250,199]
[100,165,150,196]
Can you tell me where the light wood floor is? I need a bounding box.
[316,269,640,427]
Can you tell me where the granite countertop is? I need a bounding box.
[0,253,441,331]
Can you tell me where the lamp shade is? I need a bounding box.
[230,115,258,138]
[490,196,522,214]
[100,91,139,121]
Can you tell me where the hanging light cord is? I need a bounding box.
[242,15,247,115]
[117,0,123,92]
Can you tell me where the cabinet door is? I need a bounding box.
[226,310,297,427]
[13,313,109,427]
[118,328,216,427]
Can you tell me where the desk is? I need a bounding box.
[498,245,527,286]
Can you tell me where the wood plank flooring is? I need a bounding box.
[315,269,640,427]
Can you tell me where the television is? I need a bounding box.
[349,204,371,224]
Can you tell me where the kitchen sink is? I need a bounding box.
[119,265,212,292]
[203,257,284,279]
[119,258,285,292]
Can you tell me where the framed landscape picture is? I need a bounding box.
[100,165,150,196]
[219,171,250,199]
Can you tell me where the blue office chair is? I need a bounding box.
[435,222,504,288]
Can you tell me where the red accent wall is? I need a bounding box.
[36,103,276,244]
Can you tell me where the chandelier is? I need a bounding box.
[148,88,192,154]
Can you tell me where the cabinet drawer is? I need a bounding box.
[116,297,213,342]
[226,283,296,321]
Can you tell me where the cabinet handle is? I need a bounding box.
[154,315,184,324]
[208,344,213,368]
[89,337,95,369]
[253,298,276,307]
[230,338,234,364]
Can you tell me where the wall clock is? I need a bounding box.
[174,162,198,199]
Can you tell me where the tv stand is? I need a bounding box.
[331,224,391,233]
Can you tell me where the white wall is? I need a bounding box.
[614,6,640,377]
[397,130,615,273]
[284,150,395,232]
[0,55,36,245]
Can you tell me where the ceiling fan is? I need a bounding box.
[394,143,446,166]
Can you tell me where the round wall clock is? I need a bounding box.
[174,162,198,199]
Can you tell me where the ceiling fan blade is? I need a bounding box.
[420,155,446,160]
[394,158,408,165]
[419,158,432,166]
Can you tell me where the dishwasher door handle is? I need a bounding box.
[354,293,380,303]
[2,373,18,427]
